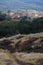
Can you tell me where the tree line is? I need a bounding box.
[0,12,43,37]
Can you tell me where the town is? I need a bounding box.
[6,10,43,19]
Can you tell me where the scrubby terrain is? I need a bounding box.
[0,32,43,65]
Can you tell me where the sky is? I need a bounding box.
[0,0,43,12]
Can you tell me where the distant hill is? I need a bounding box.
[0,0,43,12]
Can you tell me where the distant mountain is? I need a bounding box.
[0,0,43,12]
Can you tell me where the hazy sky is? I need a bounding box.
[0,0,43,11]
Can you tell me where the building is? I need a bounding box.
[6,10,43,19]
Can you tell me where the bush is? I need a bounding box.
[0,14,43,37]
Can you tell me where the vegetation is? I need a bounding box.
[0,12,43,37]
[0,33,43,65]
[0,12,43,65]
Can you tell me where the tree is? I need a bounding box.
[0,12,6,21]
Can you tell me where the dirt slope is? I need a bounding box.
[0,32,43,65]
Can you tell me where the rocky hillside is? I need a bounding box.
[0,32,43,65]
